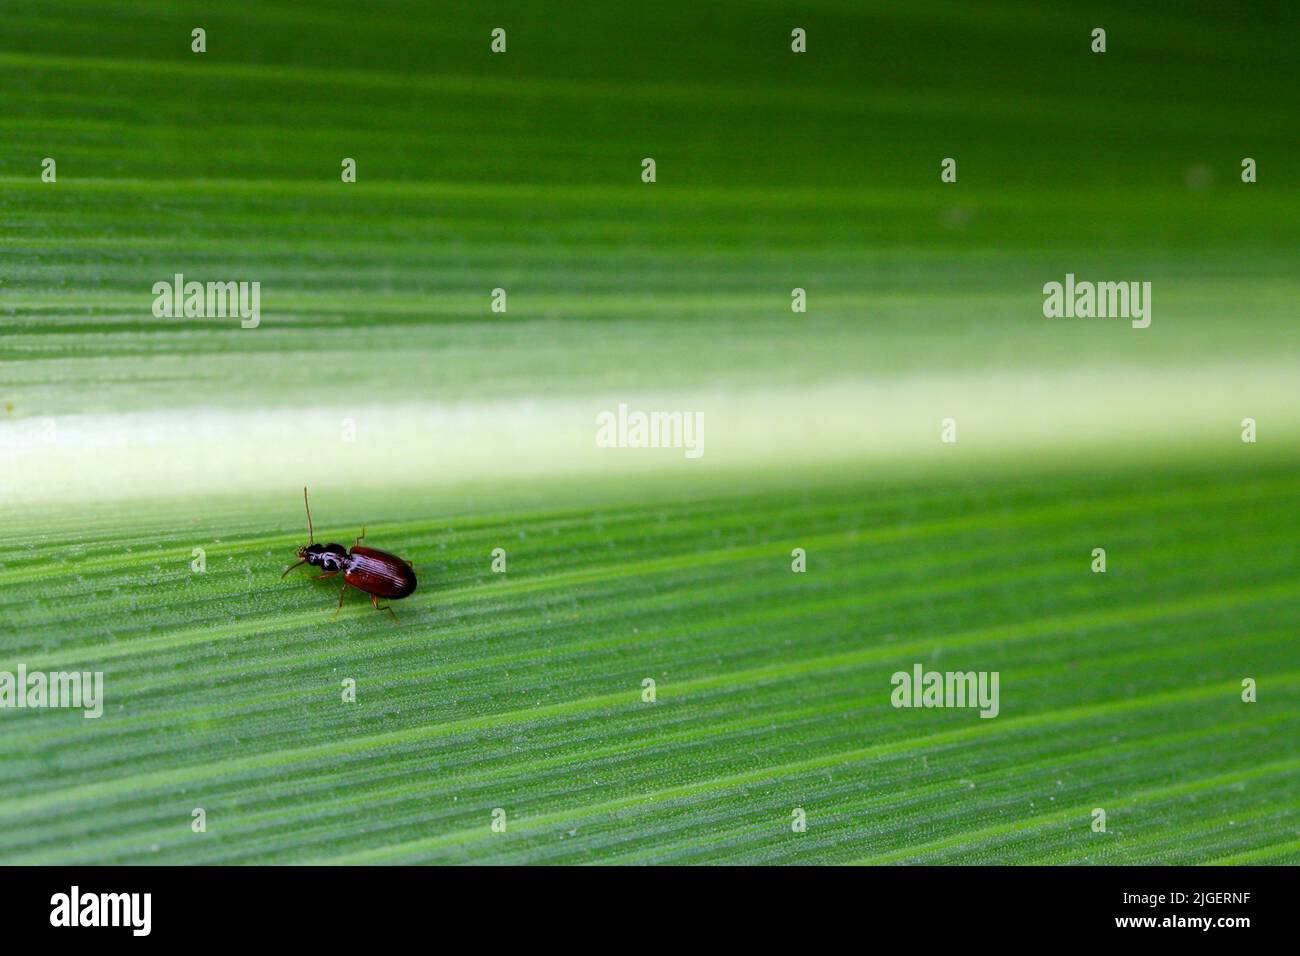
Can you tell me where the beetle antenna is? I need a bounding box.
[303,486,315,544]
[281,559,308,579]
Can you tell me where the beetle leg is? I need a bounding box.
[354,525,367,548]
[313,571,338,580]
[371,593,399,624]
[331,583,349,621]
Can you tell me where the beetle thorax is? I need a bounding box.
[304,543,349,572]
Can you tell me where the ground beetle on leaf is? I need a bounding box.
[282,487,416,622]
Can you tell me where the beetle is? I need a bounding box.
[281,487,416,621]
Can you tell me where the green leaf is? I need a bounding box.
[1,0,1297,864]
[2,465,1297,863]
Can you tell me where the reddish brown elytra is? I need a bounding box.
[281,487,416,622]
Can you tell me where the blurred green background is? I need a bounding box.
[0,1,1296,863]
